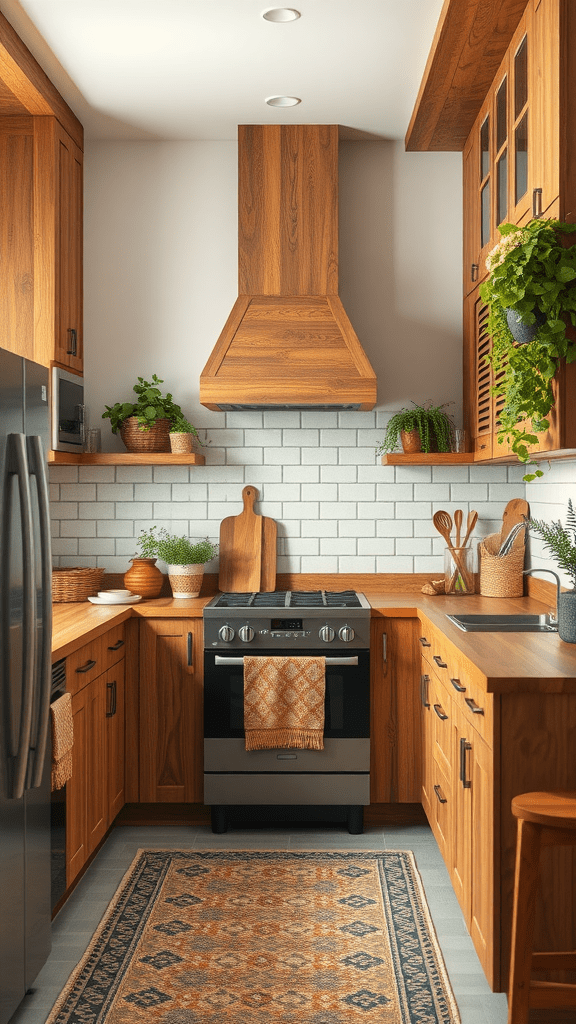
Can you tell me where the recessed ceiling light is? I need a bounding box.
[262,8,301,22]
[265,96,302,107]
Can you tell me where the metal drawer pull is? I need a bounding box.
[107,639,125,651]
[214,655,358,666]
[419,637,431,647]
[433,655,447,669]
[187,632,193,666]
[106,680,117,718]
[76,659,97,673]
[420,674,430,709]
[460,736,472,788]
[532,187,543,218]
[277,754,297,759]
[434,784,447,804]
[451,677,466,693]
[433,703,448,721]
[465,697,484,715]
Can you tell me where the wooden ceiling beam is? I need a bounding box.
[405,0,528,152]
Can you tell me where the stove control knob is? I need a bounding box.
[319,625,335,643]
[238,625,254,643]
[219,624,235,642]
[338,625,355,642]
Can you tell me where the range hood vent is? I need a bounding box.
[200,125,377,411]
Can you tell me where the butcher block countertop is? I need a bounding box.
[51,588,574,692]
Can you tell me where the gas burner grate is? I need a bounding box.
[212,590,363,609]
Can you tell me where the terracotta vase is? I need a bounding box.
[167,564,204,598]
[123,557,164,598]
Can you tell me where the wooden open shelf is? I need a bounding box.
[48,451,206,466]
[381,453,475,465]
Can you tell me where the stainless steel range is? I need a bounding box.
[203,591,371,834]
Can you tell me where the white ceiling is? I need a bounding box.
[0,0,444,141]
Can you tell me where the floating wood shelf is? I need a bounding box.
[48,451,206,466]
[381,453,475,465]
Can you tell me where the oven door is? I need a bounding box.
[203,648,369,740]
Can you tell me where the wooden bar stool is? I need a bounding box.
[508,791,576,1024]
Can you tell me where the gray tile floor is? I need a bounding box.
[10,820,509,1024]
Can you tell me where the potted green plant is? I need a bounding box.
[529,500,576,643]
[137,527,218,598]
[169,414,201,454]
[375,401,454,456]
[102,374,198,453]
[479,219,576,481]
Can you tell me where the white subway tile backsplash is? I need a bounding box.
[116,466,154,482]
[49,417,533,571]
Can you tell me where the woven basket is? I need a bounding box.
[479,533,525,598]
[120,416,172,453]
[52,567,105,603]
[169,432,195,454]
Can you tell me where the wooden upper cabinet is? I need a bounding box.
[35,117,83,372]
[0,117,34,360]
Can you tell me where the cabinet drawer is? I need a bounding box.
[67,637,104,694]
[101,623,126,670]
[428,670,452,777]
[425,627,493,745]
[430,754,452,862]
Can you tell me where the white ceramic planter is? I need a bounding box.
[167,563,204,598]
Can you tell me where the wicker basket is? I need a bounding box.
[169,432,195,454]
[120,416,172,453]
[479,533,525,598]
[52,567,105,603]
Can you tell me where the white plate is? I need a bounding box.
[87,594,142,605]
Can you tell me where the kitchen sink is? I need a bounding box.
[446,613,557,633]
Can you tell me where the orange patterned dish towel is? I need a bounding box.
[243,655,326,751]
[50,692,74,791]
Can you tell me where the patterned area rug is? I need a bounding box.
[47,850,461,1024]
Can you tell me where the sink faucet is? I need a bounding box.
[523,568,561,626]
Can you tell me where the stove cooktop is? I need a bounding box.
[205,590,369,611]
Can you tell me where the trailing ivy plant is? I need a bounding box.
[375,401,454,456]
[479,219,576,481]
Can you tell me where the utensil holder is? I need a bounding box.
[479,532,525,597]
[444,547,475,594]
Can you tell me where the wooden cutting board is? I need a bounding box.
[219,486,277,593]
[500,498,530,548]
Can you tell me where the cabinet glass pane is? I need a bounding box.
[480,116,490,180]
[515,112,528,204]
[514,36,528,118]
[497,150,508,225]
[481,182,490,247]
[496,78,507,152]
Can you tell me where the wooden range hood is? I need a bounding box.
[200,125,377,410]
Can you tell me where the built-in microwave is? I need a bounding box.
[51,366,84,452]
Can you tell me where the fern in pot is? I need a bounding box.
[529,500,576,643]
[138,527,218,598]
[375,401,454,456]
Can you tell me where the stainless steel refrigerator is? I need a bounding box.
[0,347,52,1024]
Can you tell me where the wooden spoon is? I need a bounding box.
[462,509,479,549]
[454,509,463,548]
[433,510,473,592]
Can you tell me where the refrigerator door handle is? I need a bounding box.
[27,435,53,789]
[4,434,37,800]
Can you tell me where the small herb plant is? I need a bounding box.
[137,527,218,566]
[480,219,576,480]
[375,401,454,456]
[169,414,201,442]
[102,374,198,436]
[529,500,576,587]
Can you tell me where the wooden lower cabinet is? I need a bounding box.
[370,616,421,803]
[138,618,203,803]
[66,657,125,887]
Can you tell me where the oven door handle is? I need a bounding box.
[213,655,359,666]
